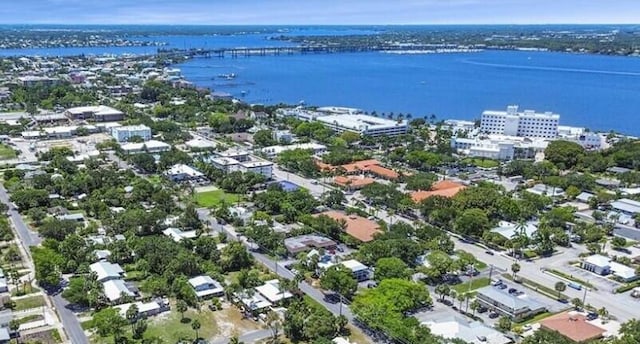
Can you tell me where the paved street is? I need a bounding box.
[0,185,88,344]
[210,329,272,344]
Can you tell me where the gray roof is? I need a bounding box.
[607,166,632,174]
[476,286,545,313]
[424,316,512,344]
[576,192,595,203]
[611,199,640,214]
[0,310,12,326]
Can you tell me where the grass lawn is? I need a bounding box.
[475,260,488,270]
[517,311,555,325]
[0,144,16,160]
[13,295,45,311]
[15,314,43,325]
[452,277,490,294]
[11,283,38,297]
[462,158,500,169]
[195,189,242,207]
[144,307,220,342]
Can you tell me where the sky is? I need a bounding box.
[1,0,639,25]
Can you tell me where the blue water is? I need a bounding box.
[177,50,640,134]
[2,26,640,134]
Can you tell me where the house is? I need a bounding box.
[422,316,512,344]
[333,176,375,190]
[0,310,11,343]
[341,259,372,282]
[317,211,381,243]
[491,221,538,240]
[103,279,137,303]
[89,262,125,282]
[189,276,224,299]
[576,192,595,203]
[56,213,85,223]
[581,255,638,282]
[539,311,606,343]
[475,286,546,321]
[162,228,198,242]
[610,198,640,216]
[284,234,337,255]
[595,178,621,189]
[411,180,467,203]
[238,292,272,312]
[164,164,206,183]
[94,250,111,261]
[255,279,293,303]
[112,125,152,142]
[526,184,565,197]
[114,300,166,319]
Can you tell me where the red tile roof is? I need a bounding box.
[411,180,466,203]
[318,210,381,242]
[540,312,606,343]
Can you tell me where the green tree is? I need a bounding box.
[176,300,188,322]
[435,284,450,301]
[253,129,276,147]
[126,303,139,332]
[544,140,585,169]
[511,262,521,280]
[497,316,512,332]
[374,257,410,282]
[454,208,490,237]
[612,236,627,249]
[320,265,357,300]
[554,281,566,299]
[93,308,128,342]
[192,319,201,339]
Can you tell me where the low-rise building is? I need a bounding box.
[255,279,294,303]
[341,259,372,282]
[539,311,606,343]
[103,279,137,303]
[317,211,381,243]
[164,164,206,183]
[189,275,224,299]
[316,114,408,137]
[411,180,466,203]
[65,105,124,122]
[526,184,565,198]
[114,300,166,319]
[422,316,512,344]
[284,234,337,255]
[89,262,125,282]
[112,125,152,142]
[611,198,640,216]
[261,143,327,157]
[238,160,273,179]
[120,140,171,154]
[581,254,638,282]
[162,228,198,242]
[491,221,538,240]
[216,148,250,162]
[475,286,546,321]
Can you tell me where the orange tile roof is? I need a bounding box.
[318,210,381,242]
[366,164,400,180]
[540,312,605,343]
[334,176,376,188]
[410,180,466,203]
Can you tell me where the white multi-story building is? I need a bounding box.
[480,105,559,139]
[316,114,407,137]
[209,157,273,179]
[451,135,548,160]
[112,125,152,142]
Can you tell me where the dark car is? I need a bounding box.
[508,288,517,294]
[485,250,494,255]
[489,312,500,319]
[477,306,488,313]
[587,312,598,321]
[498,284,508,290]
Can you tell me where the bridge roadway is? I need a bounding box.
[158,44,464,58]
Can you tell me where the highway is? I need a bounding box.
[0,185,89,344]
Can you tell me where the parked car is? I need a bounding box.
[522,325,532,331]
[489,312,500,319]
[498,284,508,290]
[477,306,488,313]
[485,250,494,255]
[587,312,598,321]
[508,288,517,294]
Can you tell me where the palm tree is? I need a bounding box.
[126,304,139,332]
[470,299,480,316]
[176,300,188,322]
[192,319,201,339]
[457,293,465,310]
[554,281,566,299]
[511,262,521,280]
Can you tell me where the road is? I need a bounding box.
[198,210,358,319]
[0,185,88,344]
[210,329,272,344]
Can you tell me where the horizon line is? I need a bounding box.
[1,23,639,26]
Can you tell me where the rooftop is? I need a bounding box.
[255,279,293,303]
[423,316,512,344]
[476,286,545,313]
[491,221,538,240]
[316,113,406,130]
[341,259,368,272]
[284,234,337,253]
[318,210,381,242]
[611,198,640,214]
[540,311,606,343]
[333,176,376,188]
[411,180,466,203]
[103,279,135,302]
[89,261,124,281]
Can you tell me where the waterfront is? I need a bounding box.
[3,27,640,134]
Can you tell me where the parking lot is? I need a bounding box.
[562,264,621,293]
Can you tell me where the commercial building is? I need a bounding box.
[316,114,407,137]
[539,311,606,343]
[261,143,327,157]
[120,140,170,154]
[491,221,538,240]
[65,105,124,122]
[189,275,224,299]
[480,105,559,139]
[411,180,466,203]
[526,184,565,198]
[476,286,546,321]
[112,125,152,142]
[208,157,273,179]
[317,211,381,243]
[216,148,250,162]
[450,135,548,160]
[581,254,638,282]
[18,76,60,87]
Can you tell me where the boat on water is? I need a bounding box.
[217,73,236,80]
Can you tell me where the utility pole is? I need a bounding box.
[488,264,494,281]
